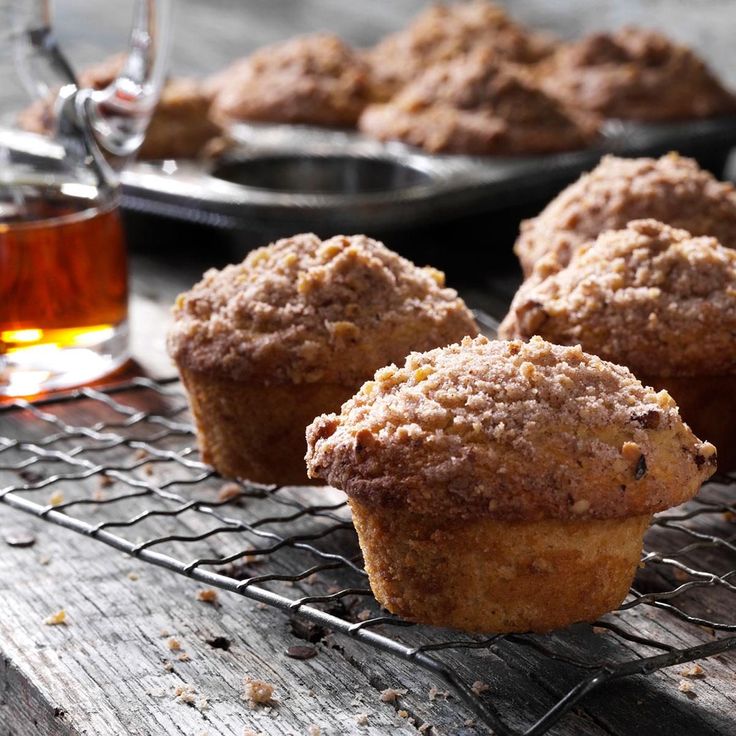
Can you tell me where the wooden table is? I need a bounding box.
[2,2,736,735]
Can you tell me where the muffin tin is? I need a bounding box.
[118,116,736,235]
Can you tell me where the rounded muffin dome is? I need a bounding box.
[501,219,736,377]
[167,233,478,385]
[515,154,736,276]
[306,335,715,520]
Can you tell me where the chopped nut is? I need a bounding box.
[218,482,242,503]
[48,490,64,507]
[621,441,641,462]
[680,663,705,678]
[471,680,490,696]
[355,713,369,726]
[243,677,275,706]
[166,637,182,651]
[196,588,219,604]
[379,688,407,703]
[44,609,67,626]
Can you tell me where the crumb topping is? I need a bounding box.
[363,0,556,99]
[501,220,736,376]
[168,233,478,384]
[538,27,736,121]
[306,335,714,520]
[515,153,736,275]
[209,34,376,127]
[359,50,598,155]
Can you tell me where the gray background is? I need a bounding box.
[51,0,736,86]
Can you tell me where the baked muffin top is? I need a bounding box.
[515,153,736,276]
[306,335,715,521]
[363,0,555,100]
[208,34,376,127]
[501,220,736,377]
[359,51,598,155]
[537,27,736,121]
[168,234,478,385]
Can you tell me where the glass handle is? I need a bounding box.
[82,0,172,159]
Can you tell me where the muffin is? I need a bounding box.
[167,234,478,485]
[363,0,556,100]
[208,34,376,128]
[536,27,736,122]
[18,55,221,160]
[515,153,736,277]
[501,218,736,469]
[359,50,599,155]
[306,335,715,633]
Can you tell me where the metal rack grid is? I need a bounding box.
[1,376,736,735]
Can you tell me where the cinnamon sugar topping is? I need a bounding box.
[501,220,736,376]
[168,234,478,384]
[306,335,714,520]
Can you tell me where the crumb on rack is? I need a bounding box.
[464,719,476,727]
[355,713,369,726]
[243,677,276,706]
[471,680,490,696]
[99,474,114,488]
[92,489,106,502]
[673,568,689,582]
[38,554,51,566]
[166,636,182,651]
[134,449,149,460]
[127,571,140,581]
[48,491,64,507]
[380,688,407,703]
[196,588,219,604]
[43,609,67,626]
[677,680,696,695]
[592,626,609,635]
[218,482,242,503]
[143,463,155,476]
[356,609,372,621]
[680,663,705,678]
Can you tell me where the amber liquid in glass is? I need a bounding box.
[0,187,128,396]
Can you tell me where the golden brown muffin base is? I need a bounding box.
[180,367,355,486]
[350,500,651,633]
[644,374,734,472]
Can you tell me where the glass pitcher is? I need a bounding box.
[0,0,170,397]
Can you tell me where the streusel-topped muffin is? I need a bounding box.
[307,335,714,632]
[168,234,478,485]
[363,0,556,100]
[502,219,736,466]
[18,55,221,160]
[537,27,736,122]
[515,153,736,276]
[359,50,598,155]
[208,34,376,127]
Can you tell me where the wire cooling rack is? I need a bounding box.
[1,376,736,736]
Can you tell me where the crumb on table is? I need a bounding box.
[166,636,182,651]
[680,663,705,678]
[243,677,275,706]
[380,687,407,703]
[678,679,696,695]
[43,609,67,626]
[471,680,490,696]
[48,491,64,507]
[355,713,369,726]
[196,588,219,604]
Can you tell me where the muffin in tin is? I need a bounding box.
[18,55,221,160]
[537,27,736,122]
[306,335,715,633]
[208,34,377,128]
[502,219,736,468]
[167,234,478,485]
[515,153,736,277]
[363,0,556,100]
[359,49,599,155]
